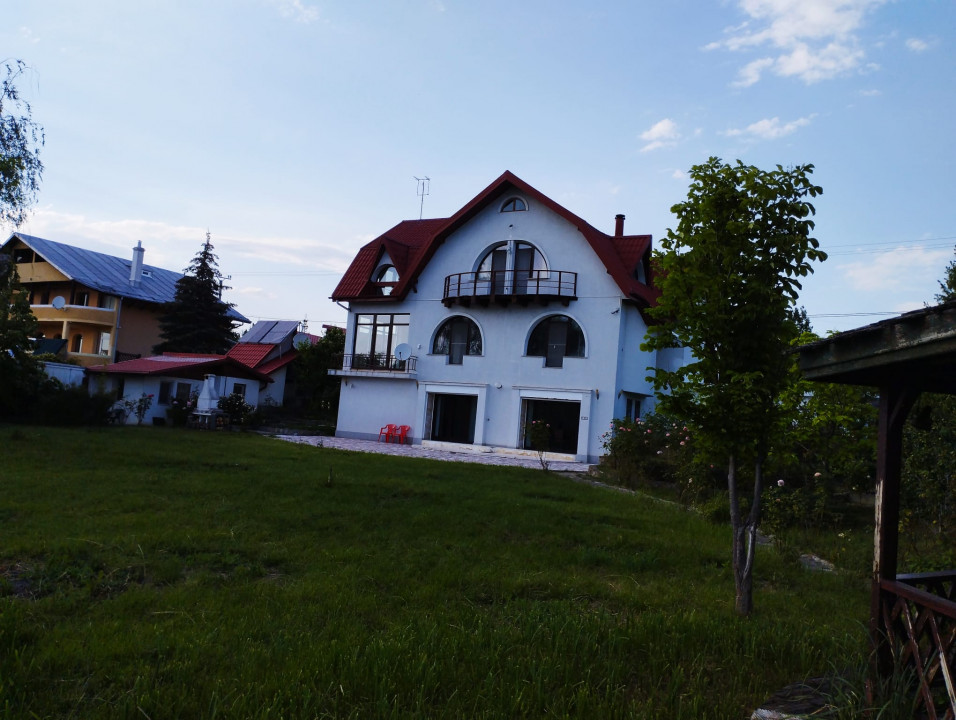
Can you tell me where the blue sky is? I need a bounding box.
[4,0,954,333]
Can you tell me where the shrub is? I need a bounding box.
[218,393,255,426]
[600,414,696,489]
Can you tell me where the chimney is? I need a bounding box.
[129,241,145,286]
[614,214,625,237]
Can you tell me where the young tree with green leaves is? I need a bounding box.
[642,157,827,616]
[1,60,44,229]
[0,255,41,418]
[154,233,240,354]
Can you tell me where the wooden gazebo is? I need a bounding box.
[798,301,956,718]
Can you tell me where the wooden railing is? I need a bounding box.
[443,269,577,306]
[876,571,956,719]
[337,354,417,373]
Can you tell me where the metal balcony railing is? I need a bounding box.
[443,269,577,306]
[337,354,417,373]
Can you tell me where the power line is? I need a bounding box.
[823,235,955,256]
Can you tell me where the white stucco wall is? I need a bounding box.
[334,195,677,462]
[106,373,262,426]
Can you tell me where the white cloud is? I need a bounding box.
[640,118,681,152]
[671,169,686,180]
[733,57,775,87]
[905,37,930,52]
[840,246,952,292]
[723,114,816,140]
[18,26,40,44]
[709,0,887,85]
[859,88,881,97]
[266,0,320,24]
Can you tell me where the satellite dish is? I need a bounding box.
[394,343,412,361]
[292,332,312,347]
[51,296,66,309]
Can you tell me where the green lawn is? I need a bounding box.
[0,427,870,719]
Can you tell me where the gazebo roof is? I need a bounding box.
[798,300,956,394]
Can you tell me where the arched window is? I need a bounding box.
[476,242,548,294]
[373,265,399,296]
[527,315,585,368]
[376,265,398,282]
[433,316,482,365]
[500,197,527,212]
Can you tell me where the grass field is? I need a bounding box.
[0,426,871,719]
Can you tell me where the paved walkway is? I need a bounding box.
[273,435,593,473]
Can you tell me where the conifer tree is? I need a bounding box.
[154,233,240,354]
[936,247,956,303]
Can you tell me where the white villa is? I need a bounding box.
[330,171,687,463]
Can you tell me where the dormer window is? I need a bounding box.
[376,265,399,283]
[374,265,399,296]
[500,197,527,213]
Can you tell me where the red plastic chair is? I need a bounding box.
[391,425,411,444]
[378,423,397,442]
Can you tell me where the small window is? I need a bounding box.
[500,197,527,213]
[233,383,247,398]
[94,332,111,355]
[527,315,585,368]
[74,291,90,307]
[158,381,173,406]
[71,334,83,353]
[374,265,399,296]
[624,394,644,422]
[175,383,191,404]
[12,248,33,263]
[433,316,482,365]
[376,265,398,282]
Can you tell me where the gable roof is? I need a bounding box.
[227,343,276,368]
[331,171,659,308]
[86,353,272,382]
[5,233,249,323]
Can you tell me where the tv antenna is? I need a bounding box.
[415,176,430,219]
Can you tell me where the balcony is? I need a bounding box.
[330,354,418,378]
[32,303,117,326]
[443,270,577,308]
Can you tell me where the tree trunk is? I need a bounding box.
[728,452,765,616]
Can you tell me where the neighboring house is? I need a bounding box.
[86,354,273,425]
[329,171,687,463]
[226,320,312,406]
[85,320,310,424]
[1,233,249,368]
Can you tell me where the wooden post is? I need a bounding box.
[871,383,917,674]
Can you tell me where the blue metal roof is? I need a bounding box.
[7,233,249,323]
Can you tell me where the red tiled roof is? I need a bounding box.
[331,218,446,300]
[86,354,272,382]
[226,343,275,368]
[330,171,659,310]
[257,350,298,376]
